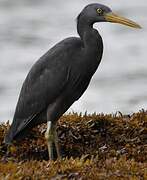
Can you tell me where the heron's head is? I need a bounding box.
[79,3,141,29]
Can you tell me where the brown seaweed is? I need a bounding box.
[0,110,147,179]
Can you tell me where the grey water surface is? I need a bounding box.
[0,0,146,122]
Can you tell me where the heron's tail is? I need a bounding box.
[4,126,14,145]
[4,117,24,144]
[4,120,18,145]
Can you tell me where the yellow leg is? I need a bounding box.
[45,121,60,160]
[45,121,54,160]
[54,129,61,159]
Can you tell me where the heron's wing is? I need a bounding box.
[5,37,82,143]
[6,45,74,141]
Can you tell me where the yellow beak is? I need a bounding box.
[104,12,141,29]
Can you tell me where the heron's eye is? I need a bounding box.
[96,8,103,15]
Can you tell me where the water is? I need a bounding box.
[0,0,146,122]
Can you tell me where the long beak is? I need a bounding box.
[104,12,141,29]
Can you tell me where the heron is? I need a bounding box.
[4,3,141,160]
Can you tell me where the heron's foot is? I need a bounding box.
[45,121,61,160]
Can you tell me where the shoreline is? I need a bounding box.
[0,110,146,179]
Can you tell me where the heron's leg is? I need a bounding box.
[45,121,54,160]
[54,127,61,159]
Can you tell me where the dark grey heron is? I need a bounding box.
[5,3,141,160]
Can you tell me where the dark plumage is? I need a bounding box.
[5,3,141,159]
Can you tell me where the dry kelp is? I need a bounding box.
[0,110,147,179]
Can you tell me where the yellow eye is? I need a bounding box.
[97,8,103,14]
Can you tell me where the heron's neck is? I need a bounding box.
[77,17,102,51]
